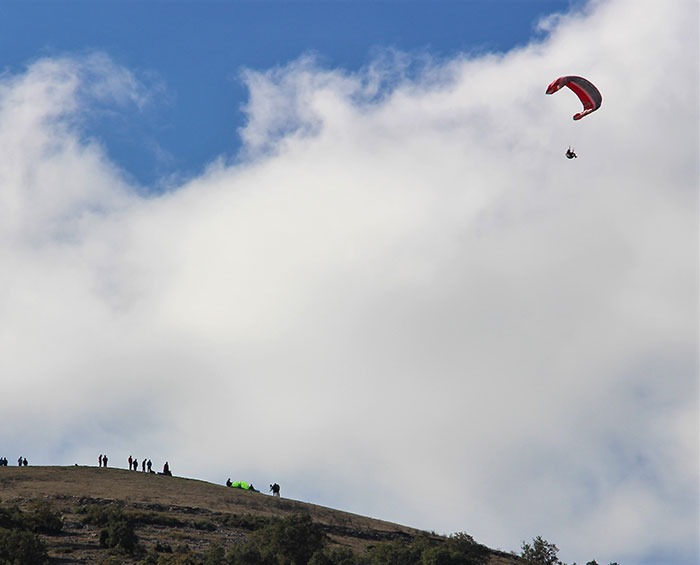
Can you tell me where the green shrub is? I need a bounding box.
[100,514,138,555]
[81,504,119,527]
[202,544,226,565]
[366,539,417,564]
[222,517,485,565]
[227,543,275,564]
[26,501,63,534]
[82,504,139,555]
[139,551,198,565]
[227,513,327,565]
[0,502,61,565]
[420,545,467,565]
[362,532,491,565]
[308,546,360,565]
[0,506,27,531]
[0,527,49,564]
[193,519,217,532]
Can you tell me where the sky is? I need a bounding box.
[0,1,697,564]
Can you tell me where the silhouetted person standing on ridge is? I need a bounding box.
[128,455,133,470]
[147,459,152,473]
[99,454,102,467]
[103,455,108,467]
[142,459,146,472]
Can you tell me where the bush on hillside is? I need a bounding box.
[81,504,139,555]
[99,513,138,555]
[226,513,327,564]
[0,506,27,531]
[218,519,490,565]
[359,532,490,565]
[80,503,119,527]
[0,527,49,564]
[202,544,226,565]
[307,546,359,565]
[365,538,418,564]
[26,501,63,534]
[193,519,217,531]
[139,546,198,565]
[0,503,59,564]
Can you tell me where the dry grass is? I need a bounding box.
[0,465,419,532]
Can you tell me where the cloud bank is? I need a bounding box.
[1,1,697,563]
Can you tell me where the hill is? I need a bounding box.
[0,466,522,564]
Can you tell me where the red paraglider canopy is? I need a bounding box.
[546,76,602,120]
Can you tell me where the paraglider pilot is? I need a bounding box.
[565,147,577,159]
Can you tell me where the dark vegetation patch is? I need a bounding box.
[0,502,63,564]
[0,500,515,565]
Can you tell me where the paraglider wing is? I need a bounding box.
[546,75,602,120]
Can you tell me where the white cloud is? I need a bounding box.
[0,1,697,564]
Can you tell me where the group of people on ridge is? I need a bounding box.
[0,457,28,466]
[97,454,170,475]
[100,455,275,487]
[2,453,274,494]
[127,455,155,473]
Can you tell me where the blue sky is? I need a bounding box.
[0,2,697,565]
[1,1,580,186]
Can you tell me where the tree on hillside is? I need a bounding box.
[520,536,561,565]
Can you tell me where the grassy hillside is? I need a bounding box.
[0,466,522,564]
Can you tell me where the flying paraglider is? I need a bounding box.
[546,75,602,120]
[547,75,601,159]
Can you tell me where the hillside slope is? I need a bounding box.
[0,466,521,564]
